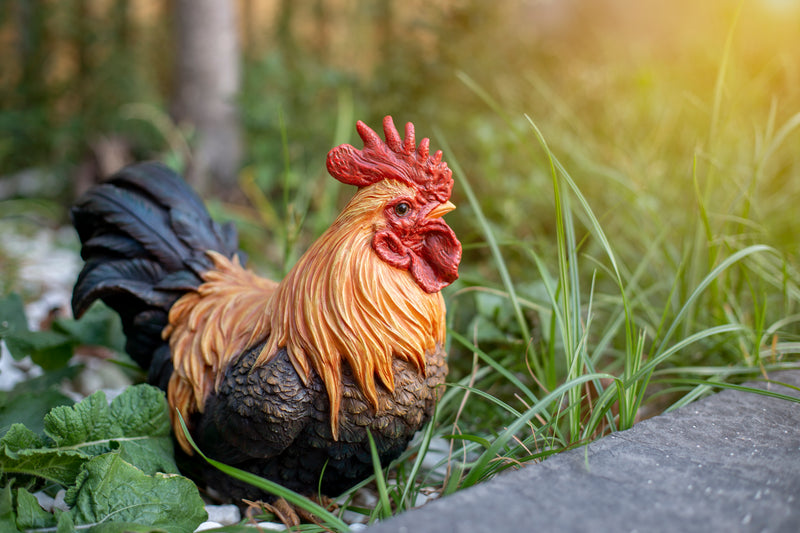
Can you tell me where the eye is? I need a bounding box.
[394,202,411,217]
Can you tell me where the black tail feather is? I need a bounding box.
[71,161,244,373]
[73,258,174,317]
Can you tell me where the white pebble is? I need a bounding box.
[204,504,241,525]
[33,491,56,512]
[194,521,222,531]
[256,522,287,531]
[33,489,69,513]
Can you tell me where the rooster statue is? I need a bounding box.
[70,116,462,501]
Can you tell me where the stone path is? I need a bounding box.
[367,371,800,533]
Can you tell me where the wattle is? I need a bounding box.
[373,220,462,294]
[408,220,462,293]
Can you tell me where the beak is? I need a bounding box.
[427,201,456,219]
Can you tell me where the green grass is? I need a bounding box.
[168,42,800,530]
[255,76,799,527]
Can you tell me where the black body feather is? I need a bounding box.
[195,343,448,500]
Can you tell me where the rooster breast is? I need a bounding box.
[193,338,448,499]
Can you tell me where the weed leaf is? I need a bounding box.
[64,453,205,533]
[0,425,86,486]
[43,386,177,475]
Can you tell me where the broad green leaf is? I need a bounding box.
[0,366,79,438]
[65,453,206,533]
[0,426,87,487]
[108,385,176,474]
[0,384,177,490]
[28,341,74,372]
[0,448,87,488]
[84,522,169,533]
[0,294,75,369]
[43,386,178,475]
[2,329,74,370]
[15,487,57,530]
[56,511,74,533]
[44,392,116,452]
[0,484,21,533]
[1,424,45,453]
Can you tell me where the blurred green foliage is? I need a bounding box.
[0,0,165,187]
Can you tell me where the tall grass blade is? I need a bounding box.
[366,429,392,520]
[176,412,350,532]
[659,378,800,405]
[460,372,616,489]
[657,245,774,353]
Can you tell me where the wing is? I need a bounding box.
[195,343,317,464]
[163,250,277,453]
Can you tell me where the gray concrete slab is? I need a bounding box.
[368,371,800,533]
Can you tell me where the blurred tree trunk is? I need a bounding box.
[16,0,46,104]
[172,0,242,196]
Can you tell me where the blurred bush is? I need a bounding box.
[0,0,798,266]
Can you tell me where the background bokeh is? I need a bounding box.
[2,0,798,257]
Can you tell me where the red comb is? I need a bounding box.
[326,116,453,203]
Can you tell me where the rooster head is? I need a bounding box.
[326,116,462,293]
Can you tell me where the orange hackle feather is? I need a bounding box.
[256,180,447,438]
[164,180,447,452]
[163,252,276,453]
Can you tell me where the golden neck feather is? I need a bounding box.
[256,181,447,437]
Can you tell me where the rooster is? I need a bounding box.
[70,116,462,500]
